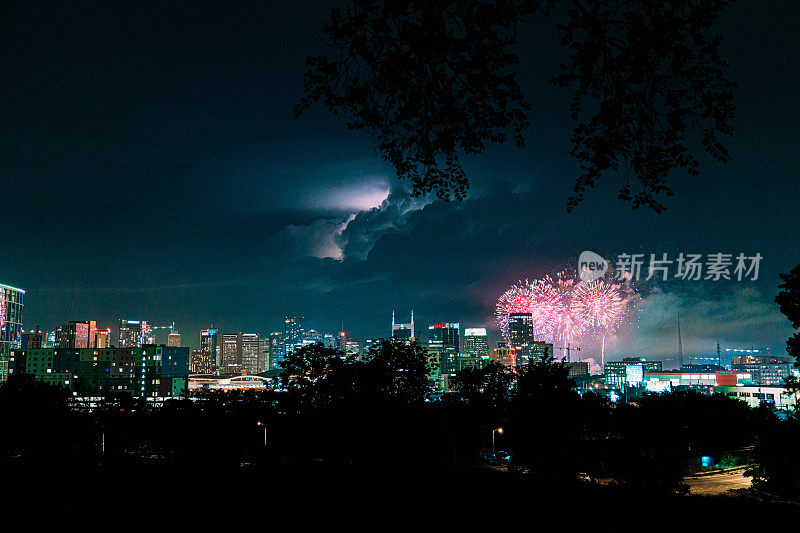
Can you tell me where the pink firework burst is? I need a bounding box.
[496,272,627,347]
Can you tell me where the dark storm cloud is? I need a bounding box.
[1,0,797,360]
[336,188,430,261]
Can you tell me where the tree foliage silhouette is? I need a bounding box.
[776,264,800,365]
[297,0,735,213]
[279,338,429,411]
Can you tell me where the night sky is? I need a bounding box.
[2,1,798,368]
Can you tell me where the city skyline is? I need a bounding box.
[2,1,797,368]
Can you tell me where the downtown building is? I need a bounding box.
[504,312,554,370]
[282,316,304,362]
[0,284,25,381]
[604,358,664,389]
[8,345,189,399]
[190,327,220,374]
[220,332,265,375]
[118,319,154,348]
[427,322,460,389]
[462,328,490,369]
[731,354,792,386]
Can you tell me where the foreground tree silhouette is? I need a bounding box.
[776,264,800,365]
[451,360,516,410]
[297,0,735,212]
[279,338,429,411]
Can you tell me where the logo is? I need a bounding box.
[579,250,608,281]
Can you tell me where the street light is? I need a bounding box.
[257,421,266,447]
[492,427,503,457]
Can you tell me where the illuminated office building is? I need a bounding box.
[604,358,663,389]
[221,332,264,374]
[463,328,490,369]
[56,321,92,348]
[0,284,25,381]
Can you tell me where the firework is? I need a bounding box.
[496,273,628,348]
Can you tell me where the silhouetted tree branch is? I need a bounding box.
[297,0,735,213]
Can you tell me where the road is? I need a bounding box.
[685,468,751,496]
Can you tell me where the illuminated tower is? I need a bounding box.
[391,311,415,341]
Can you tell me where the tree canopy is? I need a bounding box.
[297,0,734,213]
[776,264,800,364]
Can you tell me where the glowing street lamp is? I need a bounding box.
[257,421,266,447]
[492,427,503,457]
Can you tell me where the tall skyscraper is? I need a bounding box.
[283,317,304,358]
[241,333,264,374]
[221,333,241,374]
[200,328,220,372]
[428,322,460,352]
[221,332,264,374]
[391,311,415,341]
[0,284,25,381]
[507,313,534,346]
[268,331,283,370]
[463,327,490,369]
[428,322,460,375]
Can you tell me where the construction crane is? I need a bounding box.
[552,343,581,363]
